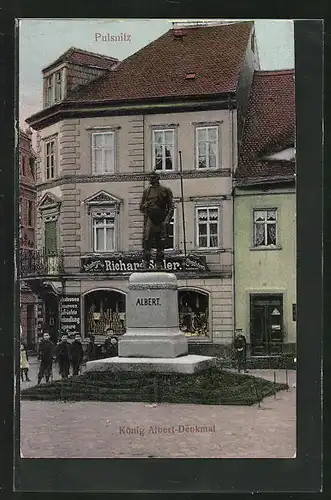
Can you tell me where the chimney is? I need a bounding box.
[172,28,184,39]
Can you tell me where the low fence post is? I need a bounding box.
[273,370,277,399]
[253,379,261,408]
[153,375,159,404]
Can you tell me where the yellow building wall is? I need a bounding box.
[234,188,296,346]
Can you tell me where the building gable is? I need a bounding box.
[38,191,62,210]
[84,190,122,206]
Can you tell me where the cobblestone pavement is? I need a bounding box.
[20,362,296,459]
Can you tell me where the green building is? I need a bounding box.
[234,69,296,358]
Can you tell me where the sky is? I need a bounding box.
[19,19,294,129]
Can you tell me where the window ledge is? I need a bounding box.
[250,245,282,251]
[196,167,221,172]
[154,169,177,173]
[91,172,116,176]
[194,248,226,254]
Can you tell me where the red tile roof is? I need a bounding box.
[236,69,295,183]
[43,47,119,73]
[65,22,253,103]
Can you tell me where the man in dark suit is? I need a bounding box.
[70,334,84,376]
[234,330,248,373]
[37,332,54,384]
[140,171,174,270]
[56,334,71,379]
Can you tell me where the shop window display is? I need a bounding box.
[178,290,209,337]
[85,290,126,338]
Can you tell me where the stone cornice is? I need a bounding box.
[36,169,231,191]
[26,94,236,131]
[233,175,295,188]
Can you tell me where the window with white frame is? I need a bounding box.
[196,207,220,248]
[45,139,56,180]
[92,209,117,252]
[164,211,176,250]
[196,126,218,169]
[45,76,53,107]
[44,69,64,107]
[253,209,277,247]
[92,132,115,174]
[153,129,175,171]
[54,71,63,102]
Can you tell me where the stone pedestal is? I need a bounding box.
[85,355,216,374]
[118,272,188,358]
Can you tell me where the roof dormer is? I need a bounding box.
[42,47,119,109]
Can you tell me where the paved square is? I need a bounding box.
[20,360,296,458]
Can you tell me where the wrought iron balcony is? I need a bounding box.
[20,249,64,278]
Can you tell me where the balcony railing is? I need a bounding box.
[20,249,64,278]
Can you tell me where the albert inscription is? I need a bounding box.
[136,297,161,306]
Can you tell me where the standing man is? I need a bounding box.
[140,171,174,270]
[234,330,248,373]
[56,334,71,379]
[37,332,54,384]
[70,334,84,376]
[86,335,98,361]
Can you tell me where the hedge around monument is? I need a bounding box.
[20,368,288,405]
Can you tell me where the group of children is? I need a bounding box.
[20,332,119,385]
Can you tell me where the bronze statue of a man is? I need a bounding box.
[140,171,174,270]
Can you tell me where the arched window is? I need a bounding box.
[178,289,209,337]
[84,290,126,338]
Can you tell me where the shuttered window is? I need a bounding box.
[44,220,57,254]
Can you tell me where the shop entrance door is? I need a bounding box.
[250,294,283,356]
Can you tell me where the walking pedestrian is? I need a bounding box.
[20,342,31,382]
[234,330,248,373]
[56,334,71,379]
[37,332,54,384]
[70,334,84,376]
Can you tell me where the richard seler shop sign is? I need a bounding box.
[80,253,208,273]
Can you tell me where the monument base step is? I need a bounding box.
[85,354,216,375]
[118,333,188,358]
